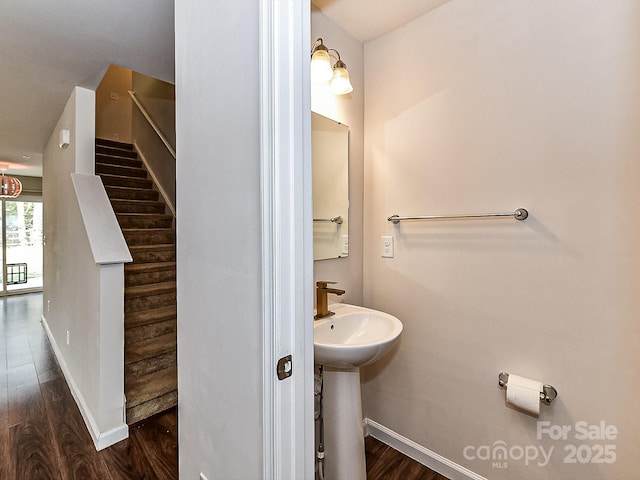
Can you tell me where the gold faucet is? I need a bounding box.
[314,281,345,320]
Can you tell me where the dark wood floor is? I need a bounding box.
[0,293,178,480]
[366,436,450,480]
[1,292,449,480]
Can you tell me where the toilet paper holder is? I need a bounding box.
[498,372,558,405]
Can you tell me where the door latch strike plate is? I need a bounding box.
[277,355,293,380]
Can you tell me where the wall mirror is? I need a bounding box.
[312,112,349,260]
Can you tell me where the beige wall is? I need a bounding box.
[362,1,640,478]
[96,64,132,143]
[131,71,176,210]
[311,5,364,306]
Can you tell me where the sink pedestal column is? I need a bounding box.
[323,366,366,480]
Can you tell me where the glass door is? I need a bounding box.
[2,200,43,294]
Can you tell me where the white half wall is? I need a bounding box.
[362,1,640,479]
[43,86,128,450]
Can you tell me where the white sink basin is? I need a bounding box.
[314,303,403,368]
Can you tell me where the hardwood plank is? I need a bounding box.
[8,382,45,427]
[131,409,178,479]
[100,433,161,480]
[0,293,178,479]
[366,436,450,480]
[41,377,114,480]
[0,427,9,480]
[6,334,33,369]
[8,421,63,480]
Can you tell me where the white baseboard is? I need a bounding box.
[364,418,487,480]
[41,315,129,450]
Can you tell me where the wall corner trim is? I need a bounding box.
[364,418,487,480]
[41,315,129,451]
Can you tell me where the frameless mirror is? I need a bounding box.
[312,112,349,260]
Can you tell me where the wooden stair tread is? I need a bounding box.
[99,172,151,182]
[126,390,177,425]
[128,244,175,252]
[117,213,174,220]
[125,281,176,298]
[111,199,165,207]
[125,366,177,408]
[96,163,148,177]
[125,261,176,273]
[125,305,177,329]
[104,186,158,199]
[126,333,177,365]
[96,138,134,150]
[122,227,174,233]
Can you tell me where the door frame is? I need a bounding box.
[260,0,314,478]
[0,198,44,296]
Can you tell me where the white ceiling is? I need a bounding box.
[0,0,174,177]
[0,1,444,177]
[312,0,451,43]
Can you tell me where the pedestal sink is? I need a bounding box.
[314,303,402,480]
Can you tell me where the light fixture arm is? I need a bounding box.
[311,38,329,56]
[327,48,341,63]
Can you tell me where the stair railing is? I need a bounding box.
[128,91,176,159]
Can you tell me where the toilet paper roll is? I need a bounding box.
[506,374,542,416]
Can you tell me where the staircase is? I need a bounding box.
[95,138,177,425]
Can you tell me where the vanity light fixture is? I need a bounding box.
[311,38,333,82]
[311,38,354,95]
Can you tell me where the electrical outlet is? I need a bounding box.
[66,330,70,346]
[113,133,119,141]
[110,91,119,100]
[47,299,51,312]
[381,236,394,258]
[341,235,349,256]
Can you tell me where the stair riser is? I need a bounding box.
[130,248,176,263]
[100,175,153,189]
[127,390,178,425]
[96,145,138,158]
[111,201,166,214]
[96,163,148,178]
[105,187,159,201]
[125,351,177,379]
[126,269,176,286]
[96,138,134,150]
[96,155,142,169]
[117,216,173,229]
[126,318,176,345]
[123,231,175,246]
[125,292,177,313]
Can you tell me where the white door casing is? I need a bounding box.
[260,0,314,478]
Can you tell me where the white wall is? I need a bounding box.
[43,86,129,449]
[312,5,365,305]
[362,1,640,479]
[175,2,263,478]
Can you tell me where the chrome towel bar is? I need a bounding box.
[387,208,528,224]
[314,216,344,225]
[498,372,557,405]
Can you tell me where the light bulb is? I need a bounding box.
[330,61,353,95]
[311,49,333,83]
